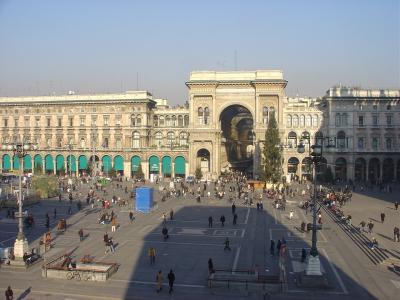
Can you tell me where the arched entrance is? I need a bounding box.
[368,158,380,183]
[288,157,299,177]
[45,154,54,174]
[56,155,65,175]
[102,155,112,175]
[66,155,76,175]
[131,156,141,177]
[78,155,88,174]
[113,155,124,175]
[335,158,347,182]
[197,149,210,175]
[2,154,11,171]
[382,158,394,183]
[174,156,186,177]
[301,157,312,181]
[89,155,100,176]
[23,154,32,172]
[162,156,172,178]
[219,105,253,174]
[354,158,367,182]
[34,155,43,173]
[149,155,160,177]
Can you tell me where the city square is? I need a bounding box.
[0,1,399,299]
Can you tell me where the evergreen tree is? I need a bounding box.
[195,166,203,180]
[262,114,282,183]
[134,164,144,179]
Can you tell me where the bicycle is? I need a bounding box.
[66,270,81,281]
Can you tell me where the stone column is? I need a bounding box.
[171,161,175,178]
[53,157,56,175]
[124,160,130,179]
[142,161,149,180]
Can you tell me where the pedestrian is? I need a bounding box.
[395,201,399,210]
[232,203,236,214]
[233,213,238,225]
[162,212,167,225]
[208,258,214,275]
[129,211,134,223]
[108,237,115,252]
[53,208,57,219]
[289,209,294,220]
[394,226,400,242]
[5,286,13,300]
[45,214,50,229]
[162,226,169,241]
[359,220,366,232]
[168,269,175,294]
[380,212,385,223]
[170,209,174,220]
[270,240,275,256]
[156,270,163,293]
[68,206,72,215]
[78,228,84,241]
[301,248,307,263]
[318,213,322,224]
[224,237,231,251]
[367,221,374,234]
[148,247,156,265]
[220,215,225,227]
[276,239,282,255]
[111,217,117,232]
[208,216,213,228]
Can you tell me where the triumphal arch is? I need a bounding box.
[186,70,287,179]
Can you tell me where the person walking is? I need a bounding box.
[78,228,84,241]
[380,212,385,223]
[53,208,57,219]
[220,215,225,227]
[395,201,399,211]
[45,213,50,229]
[208,216,213,228]
[156,270,163,293]
[367,220,374,234]
[168,269,175,294]
[208,258,214,275]
[301,248,307,263]
[270,240,275,256]
[224,237,231,251]
[394,226,400,242]
[111,217,117,232]
[232,203,236,215]
[148,247,156,265]
[233,213,238,225]
[276,239,282,255]
[5,286,13,300]
[289,209,294,220]
[129,211,134,223]
[170,209,174,220]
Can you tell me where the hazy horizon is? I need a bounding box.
[0,0,399,104]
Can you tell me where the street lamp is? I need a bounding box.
[67,143,73,179]
[297,133,323,277]
[2,141,37,264]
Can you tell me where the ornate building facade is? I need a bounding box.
[0,71,399,183]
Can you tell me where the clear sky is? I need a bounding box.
[0,0,399,104]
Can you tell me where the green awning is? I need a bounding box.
[102,155,112,172]
[56,155,64,171]
[23,154,32,170]
[34,155,42,170]
[162,156,171,175]
[67,155,77,172]
[114,155,124,171]
[174,156,185,176]
[131,156,141,172]
[45,155,54,171]
[149,156,159,172]
[79,155,88,170]
[2,154,11,170]
[13,155,20,170]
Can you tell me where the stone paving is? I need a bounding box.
[0,179,399,299]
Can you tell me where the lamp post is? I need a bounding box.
[67,143,73,178]
[1,142,37,264]
[297,133,323,276]
[91,124,97,187]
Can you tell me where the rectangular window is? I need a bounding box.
[24,117,30,128]
[116,115,121,126]
[372,137,379,151]
[104,115,109,126]
[358,137,365,149]
[358,116,364,127]
[386,138,392,150]
[372,114,379,126]
[4,119,8,127]
[91,116,97,126]
[387,115,393,126]
[69,117,74,127]
[57,117,62,127]
[14,118,18,127]
[103,137,109,148]
[80,116,85,126]
[35,117,40,127]
[116,138,122,148]
[47,117,51,127]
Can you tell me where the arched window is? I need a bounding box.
[155,132,163,147]
[159,116,165,126]
[335,113,341,126]
[337,131,346,148]
[341,113,348,126]
[269,107,275,119]
[172,115,177,126]
[198,107,204,124]
[312,114,318,127]
[305,115,311,127]
[132,131,140,148]
[167,132,175,147]
[286,115,292,128]
[131,115,136,126]
[263,107,269,125]
[204,107,210,124]
[300,115,305,127]
[153,115,159,127]
[166,116,171,126]
[184,115,189,126]
[292,115,299,127]
[136,116,141,126]
[178,115,183,127]
[80,138,86,148]
[288,132,297,148]
[179,132,188,146]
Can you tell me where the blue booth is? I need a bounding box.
[135,187,154,213]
